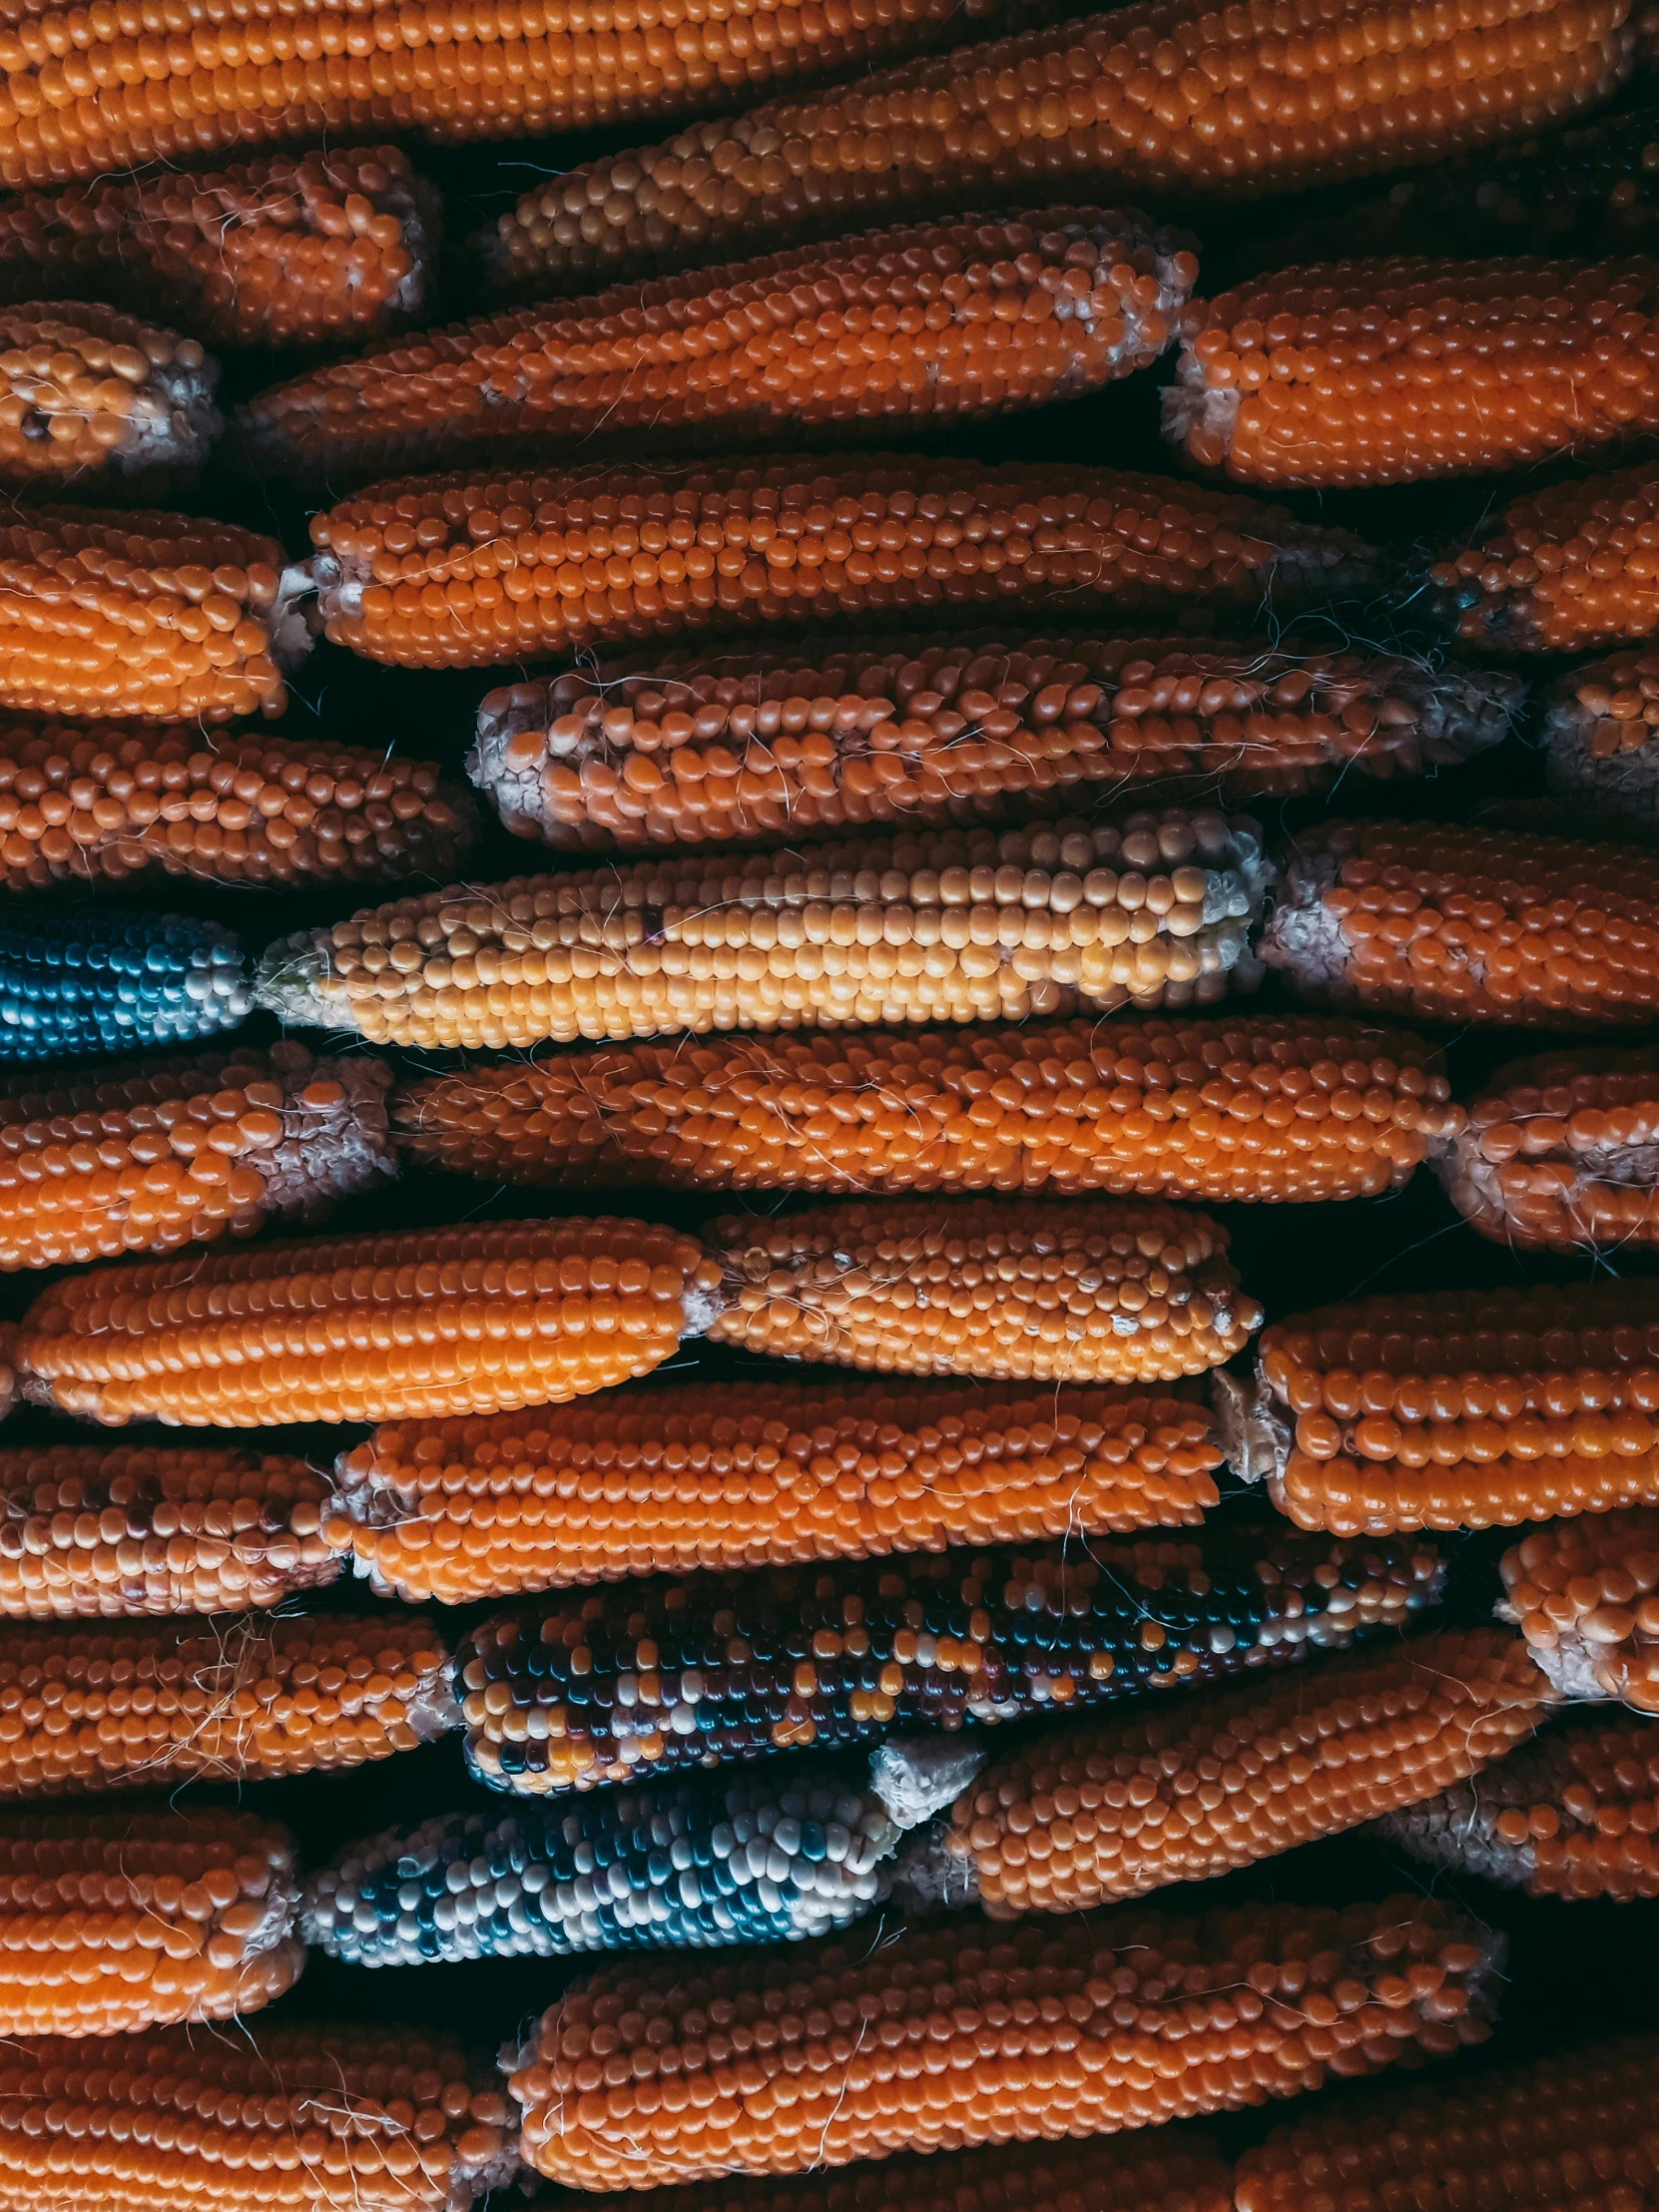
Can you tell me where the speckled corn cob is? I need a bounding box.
[0,151,437,349]
[1432,458,1659,654]
[1381,1710,1659,1900]
[455,1527,1445,1794]
[1261,818,1659,1029]
[0,508,303,722]
[939,1626,1550,1915]
[472,637,1518,851]
[391,1015,1459,1207]
[258,815,1272,1050]
[507,1895,1500,2188]
[306,458,1380,673]
[11,1218,718,1428]
[1498,1508,1659,1709]
[0,304,218,486]
[241,213,1197,483]
[0,1807,300,2032]
[1235,1282,1659,1535]
[0,1610,456,1797]
[0,911,249,1064]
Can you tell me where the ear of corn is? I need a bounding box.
[391,1014,1460,1208]
[455,1527,1446,1794]
[939,1626,1551,1915]
[258,814,1273,1050]
[0,1806,300,2032]
[470,636,1519,852]
[0,1610,457,1798]
[1498,1508,1659,1710]
[1261,818,1659,1030]
[0,304,218,487]
[306,458,1382,673]
[1541,647,1659,829]
[0,912,248,1064]
[507,1895,1500,2189]
[1431,458,1659,654]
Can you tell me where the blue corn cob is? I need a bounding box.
[0,911,250,1062]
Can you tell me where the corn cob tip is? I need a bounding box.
[0,303,221,488]
[1543,648,1659,827]
[0,911,250,1065]
[1498,1508,1659,1709]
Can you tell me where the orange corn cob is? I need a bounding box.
[0,1807,300,2032]
[306,458,1381,673]
[0,1610,456,1797]
[11,1218,719,1427]
[390,1014,1459,1206]
[1168,258,1659,489]
[0,1042,394,1272]
[1261,818,1659,1029]
[1235,1282,1659,1536]
[257,813,1274,1050]
[240,212,1197,483]
[0,304,218,486]
[326,1377,1230,1600]
[472,636,1518,852]
[1541,646,1659,829]
[507,1895,1499,2189]
[1498,1507,1659,1709]
[0,2021,512,2212]
[938,1627,1550,1915]
[1381,1709,1659,1900]
[1430,458,1659,652]
[0,150,437,349]
[0,509,303,723]
[482,0,1633,294]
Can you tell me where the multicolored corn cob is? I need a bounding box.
[391,1015,1460,1208]
[1381,1710,1659,1900]
[455,1527,1446,1794]
[1498,1508,1659,1709]
[937,1627,1550,1915]
[507,1895,1500,2188]
[0,911,248,1064]
[0,150,437,349]
[11,1218,717,1427]
[1235,1282,1659,1535]
[240,213,1197,483]
[0,1807,300,2032]
[1261,818,1659,1029]
[0,2021,512,2212]
[0,508,303,722]
[0,1610,456,1797]
[257,813,1273,1049]
[0,304,218,486]
[1430,459,1659,652]
[471,636,1518,852]
[306,458,1381,672]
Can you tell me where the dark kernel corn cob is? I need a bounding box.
[1262,818,1659,1029]
[1542,646,1659,829]
[456,1527,1445,1794]
[0,304,218,486]
[1430,458,1659,652]
[471,636,1518,852]
[306,458,1381,672]
[1240,1282,1659,1534]
[507,1896,1501,2188]
[0,911,248,1064]
[241,213,1197,483]
[940,1626,1550,1914]
[1498,1508,1659,1709]
[0,1610,456,1797]
[259,814,1272,1048]
[0,1807,299,2032]
[392,1015,1459,1207]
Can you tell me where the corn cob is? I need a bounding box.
[257,814,1273,1050]
[472,637,1518,853]
[391,1015,1460,1208]
[0,304,218,487]
[1430,458,1659,652]
[1235,2034,1656,2212]
[0,2020,512,2212]
[456,1527,1446,1794]
[1539,646,1659,832]
[1235,1282,1659,1536]
[0,150,437,350]
[1498,1508,1659,1710]
[0,1806,300,2032]
[306,458,1381,674]
[1381,1709,1659,1900]
[508,1894,1499,2188]
[11,1218,718,1428]
[938,1626,1550,1916]
[241,213,1197,485]
[0,1610,456,1797]
[1261,818,1659,1030]
[0,509,303,723]
[0,911,249,1064]
[483,0,1634,294]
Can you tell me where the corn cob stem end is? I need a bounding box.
[1211,1368,1292,1485]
